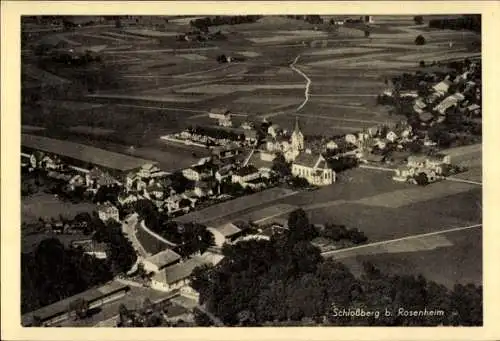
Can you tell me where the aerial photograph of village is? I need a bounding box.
[20,14,482,327]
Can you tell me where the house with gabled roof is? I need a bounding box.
[150,256,208,293]
[207,222,245,247]
[98,202,120,223]
[291,153,335,186]
[142,248,182,273]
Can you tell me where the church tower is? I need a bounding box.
[291,116,304,151]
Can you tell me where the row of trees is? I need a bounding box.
[429,15,481,33]
[190,209,482,326]
[190,15,262,32]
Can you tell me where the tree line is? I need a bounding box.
[190,209,482,326]
[428,15,481,33]
[190,16,262,31]
[22,216,137,314]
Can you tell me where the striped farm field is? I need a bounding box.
[304,47,383,56]
[355,181,478,209]
[177,83,304,95]
[123,28,179,37]
[233,95,302,106]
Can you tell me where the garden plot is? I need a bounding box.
[177,83,304,95]
[123,28,179,37]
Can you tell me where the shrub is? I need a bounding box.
[415,35,426,45]
[414,16,424,25]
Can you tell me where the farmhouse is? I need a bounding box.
[432,79,452,96]
[247,151,275,174]
[142,249,182,273]
[182,163,215,181]
[231,165,262,185]
[291,153,335,186]
[97,202,120,223]
[407,154,451,174]
[150,256,209,293]
[207,222,245,247]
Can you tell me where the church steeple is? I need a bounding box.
[291,116,304,151]
[294,116,301,133]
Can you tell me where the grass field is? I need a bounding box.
[338,227,481,289]
[174,187,297,225]
[22,192,96,224]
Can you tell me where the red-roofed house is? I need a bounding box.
[291,153,335,186]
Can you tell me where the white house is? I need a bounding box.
[386,131,398,143]
[144,182,165,200]
[432,79,452,96]
[209,108,231,120]
[267,124,282,138]
[215,164,234,182]
[194,181,213,198]
[142,249,182,274]
[407,154,451,175]
[182,163,215,182]
[97,202,120,223]
[345,134,357,146]
[291,153,335,186]
[326,140,338,150]
[231,165,261,185]
[207,222,244,247]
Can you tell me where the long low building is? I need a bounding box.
[22,281,130,327]
[21,134,158,174]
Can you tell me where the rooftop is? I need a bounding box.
[235,165,259,176]
[294,153,323,168]
[22,134,157,172]
[22,281,129,326]
[209,222,242,237]
[145,248,182,270]
[152,257,207,285]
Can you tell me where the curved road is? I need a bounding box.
[289,54,312,112]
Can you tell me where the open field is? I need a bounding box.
[22,192,96,224]
[68,126,116,136]
[337,227,481,289]
[123,28,179,37]
[174,187,297,225]
[23,16,480,172]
